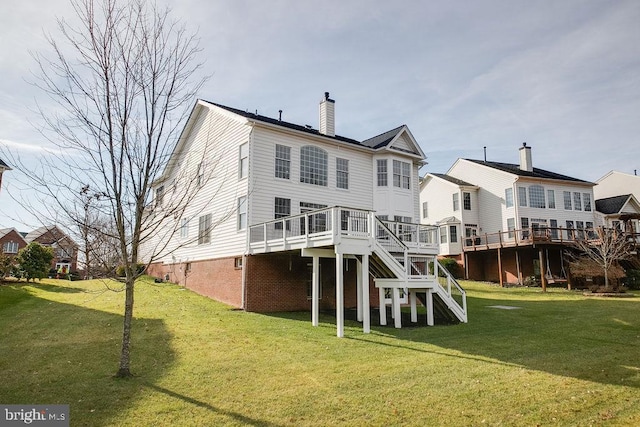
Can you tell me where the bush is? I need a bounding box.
[116,263,146,278]
[623,269,640,290]
[438,258,463,279]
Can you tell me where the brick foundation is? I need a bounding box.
[147,256,243,308]
[148,251,380,314]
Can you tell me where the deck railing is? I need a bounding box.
[462,226,639,250]
[249,206,439,254]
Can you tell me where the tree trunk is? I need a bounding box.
[115,277,135,377]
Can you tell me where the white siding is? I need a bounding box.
[595,171,640,201]
[249,126,374,224]
[141,105,251,264]
[419,176,460,225]
[373,154,420,221]
[449,159,513,236]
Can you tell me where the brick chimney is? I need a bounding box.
[519,142,533,172]
[319,92,335,137]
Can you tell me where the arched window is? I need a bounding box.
[300,146,328,186]
[529,185,546,208]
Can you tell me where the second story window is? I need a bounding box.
[463,192,471,210]
[393,160,410,189]
[2,241,18,254]
[422,201,428,218]
[547,190,556,209]
[239,143,248,179]
[583,193,592,211]
[300,146,327,186]
[518,187,527,207]
[505,188,513,208]
[275,144,291,179]
[336,158,349,189]
[563,191,572,210]
[377,159,388,186]
[573,192,582,211]
[453,193,459,211]
[529,185,545,208]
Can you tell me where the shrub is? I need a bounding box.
[116,263,146,278]
[623,269,640,290]
[438,258,463,279]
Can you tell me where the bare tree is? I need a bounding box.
[570,227,635,290]
[3,0,213,377]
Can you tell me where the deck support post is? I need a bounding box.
[392,287,402,328]
[356,258,363,322]
[515,250,522,285]
[379,287,387,326]
[362,254,370,333]
[311,255,320,327]
[539,249,547,292]
[410,291,418,323]
[498,248,503,287]
[336,252,344,337]
[426,289,434,326]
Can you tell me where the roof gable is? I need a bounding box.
[361,125,425,158]
[0,158,10,170]
[595,194,640,215]
[0,228,27,243]
[25,225,76,246]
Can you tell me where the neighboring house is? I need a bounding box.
[143,93,467,336]
[0,228,27,257]
[421,143,598,287]
[595,170,640,201]
[594,171,640,237]
[25,225,79,273]
[0,158,10,193]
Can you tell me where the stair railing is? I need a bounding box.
[434,259,467,322]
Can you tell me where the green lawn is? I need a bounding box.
[1,278,639,426]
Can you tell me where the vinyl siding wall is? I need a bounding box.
[248,125,374,224]
[373,154,420,221]
[142,105,251,264]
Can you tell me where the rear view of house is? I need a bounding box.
[143,93,467,336]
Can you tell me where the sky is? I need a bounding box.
[1,0,639,231]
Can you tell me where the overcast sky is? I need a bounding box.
[1,0,639,230]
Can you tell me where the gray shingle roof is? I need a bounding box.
[432,173,475,187]
[204,100,404,151]
[465,159,592,184]
[361,125,405,149]
[595,194,631,214]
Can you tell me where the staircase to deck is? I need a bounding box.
[372,218,467,326]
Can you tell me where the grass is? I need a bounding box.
[1,278,639,426]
